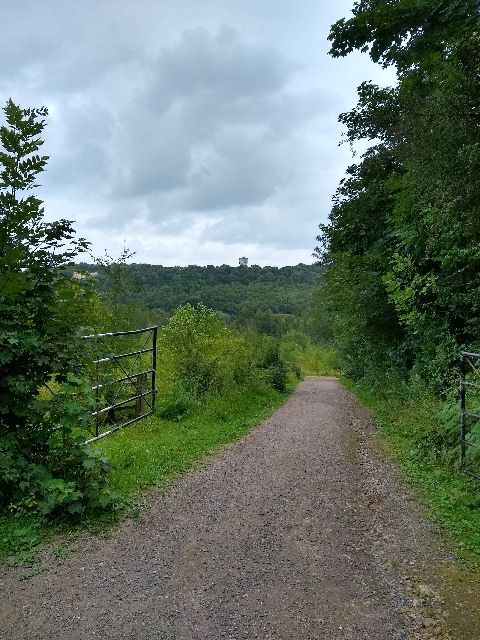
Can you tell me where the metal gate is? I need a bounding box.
[81,326,157,443]
[460,351,480,480]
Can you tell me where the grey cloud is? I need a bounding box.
[45,104,115,191]
[109,26,328,219]
[112,103,195,198]
[179,133,288,212]
[0,1,145,94]
[0,0,394,264]
[198,204,315,249]
[145,26,297,111]
[85,200,144,231]
[200,216,252,245]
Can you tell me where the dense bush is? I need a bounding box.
[159,303,253,396]
[0,101,116,516]
[158,303,292,404]
[314,0,480,394]
[254,339,288,392]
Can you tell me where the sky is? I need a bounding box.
[0,0,395,267]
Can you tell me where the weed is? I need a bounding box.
[52,545,70,559]
[18,566,45,581]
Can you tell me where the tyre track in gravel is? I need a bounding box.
[0,377,468,639]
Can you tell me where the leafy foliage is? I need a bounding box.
[160,303,254,396]
[0,100,116,516]
[159,302,294,402]
[344,377,480,563]
[311,1,480,551]
[75,261,323,317]
[315,1,480,392]
[328,0,478,70]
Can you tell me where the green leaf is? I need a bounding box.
[67,501,84,514]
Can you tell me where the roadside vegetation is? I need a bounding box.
[0,103,331,566]
[343,379,480,566]
[0,291,331,564]
[5,0,479,580]
[314,0,480,566]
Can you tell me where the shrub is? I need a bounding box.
[159,303,253,397]
[254,338,289,392]
[0,100,116,516]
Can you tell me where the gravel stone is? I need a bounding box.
[0,378,463,639]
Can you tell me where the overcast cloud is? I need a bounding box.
[0,0,395,266]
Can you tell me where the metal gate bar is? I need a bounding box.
[460,351,480,480]
[82,326,157,443]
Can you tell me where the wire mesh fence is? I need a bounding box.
[81,326,157,443]
[460,351,480,480]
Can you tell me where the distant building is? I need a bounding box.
[239,257,248,266]
[73,271,98,280]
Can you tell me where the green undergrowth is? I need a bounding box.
[298,344,339,377]
[0,380,297,566]
[342,378,480,567]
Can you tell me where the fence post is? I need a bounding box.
[460,354,466,472]
[136,373,147,417]
[96,353,100,437]
[152,327,157,413]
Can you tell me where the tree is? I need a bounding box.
[0,100,115,514]
[0,101,91,422]
[315,0,480,390]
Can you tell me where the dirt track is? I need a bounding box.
[0,377,474,639]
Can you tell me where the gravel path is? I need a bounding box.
[0,377,466,639]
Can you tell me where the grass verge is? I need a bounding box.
[342,377,480,568]
[0,379,298,566]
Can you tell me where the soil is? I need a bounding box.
[0,377,478,639]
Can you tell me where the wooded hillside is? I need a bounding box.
[75,263,323,317]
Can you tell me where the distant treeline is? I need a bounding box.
[75,263,323,317]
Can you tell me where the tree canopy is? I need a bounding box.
[315,0,480,390]
[75,262,323,317]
